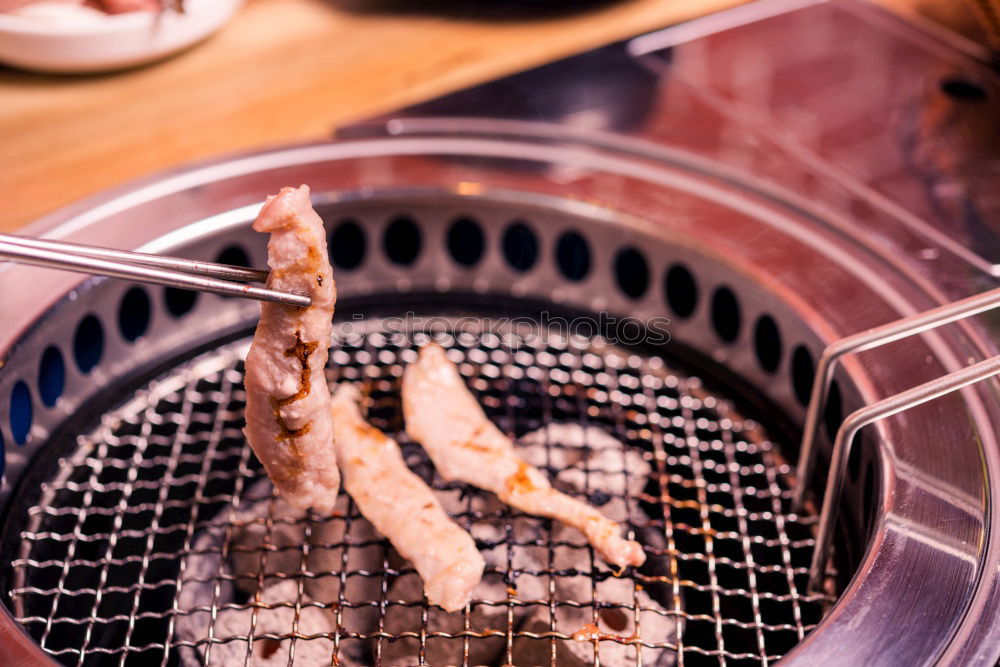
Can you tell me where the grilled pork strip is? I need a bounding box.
[330,385,485,612]
[402,344,646,569]
[243,185,340,513]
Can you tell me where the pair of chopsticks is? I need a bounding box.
[0,233,311,308]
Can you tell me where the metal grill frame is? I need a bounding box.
[4,8,1000,660]
[6,322,833,666]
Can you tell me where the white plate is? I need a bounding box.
[0,0,244,73]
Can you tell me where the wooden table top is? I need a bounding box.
[0,0,981,233]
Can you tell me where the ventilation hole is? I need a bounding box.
[215,245,251,268]
[753,315,782,374]
[502,222,538,272]
[118,287,151,342]
[447,217,485,267]
[38,346,65,408]
[710,286,741,343]
[10,381,32,445]
[164,288,198,317]
[213,245,252,301]
[73,314,104,373]
[940,76,987,102]
[555,231,590,282]
[824,380,843,442]
[665,264,698,319]
[791,345,815,406]
[330,220,366,270]
[614,247,649,299]
[383,215,422,266]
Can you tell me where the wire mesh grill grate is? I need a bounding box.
[6,323,834,666]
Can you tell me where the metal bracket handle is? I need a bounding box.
[796,285,1000,591]
[794,286,1000,511]
[808,353,1000,590]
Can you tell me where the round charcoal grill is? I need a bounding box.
[6,328,829,666]
[0,124,998,666]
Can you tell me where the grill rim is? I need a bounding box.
[0,131,996,665]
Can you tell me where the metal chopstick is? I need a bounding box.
[0,234,311,308]
[0,233,270,283]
